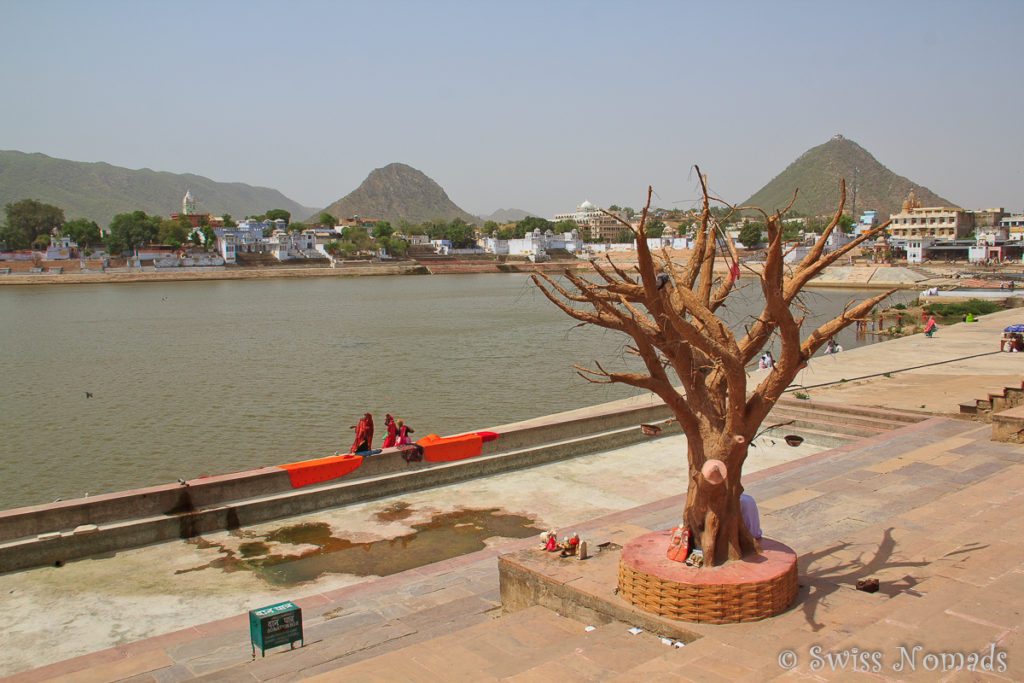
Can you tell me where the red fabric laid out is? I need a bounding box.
[416,432,498,462]
[278,454,363,488]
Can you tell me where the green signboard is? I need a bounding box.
[249,601,303,657]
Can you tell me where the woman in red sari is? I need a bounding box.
[381,414,397,448]
[349,413,374,453]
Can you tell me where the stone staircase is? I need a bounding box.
[841,266,877,284]
[958,381,1024,442]
[763,398,927,448]
[906,264,943,280]
[958,381,1024,420]
[407,245,451,262]
[305,605,678,680]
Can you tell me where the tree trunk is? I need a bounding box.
[683,438,760,565]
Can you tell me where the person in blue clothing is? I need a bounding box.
[740,493,762,540]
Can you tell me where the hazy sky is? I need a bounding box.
[2,0,1022,218]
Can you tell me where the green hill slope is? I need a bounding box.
[0,150,317,227]
[742,135,957,219]
[320,163,479,225]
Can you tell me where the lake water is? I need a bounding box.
[0,274,914,509]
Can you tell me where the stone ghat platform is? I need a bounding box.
[13,413,1024,681]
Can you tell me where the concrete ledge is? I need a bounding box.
[0,411,679,573]
[498,522,702,643]
[0,400,673,543]
[992,405,1024,442]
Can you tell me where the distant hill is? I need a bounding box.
[320,163,479,226]
[742,135,956,219]
[478,208,536,224]
[0,150,317,227]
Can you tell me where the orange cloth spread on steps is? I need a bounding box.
[416,432,498,462]
[278,453,363,488]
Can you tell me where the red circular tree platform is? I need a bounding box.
[617,530,797,623]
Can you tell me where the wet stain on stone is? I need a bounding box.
[239,541,270,558]
[175,507,543,587]
[373,501,413,522]
[266,523,333,547]
[187,536,218,551]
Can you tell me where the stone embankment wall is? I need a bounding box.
[0,249,949,289]
[0,398,675,572]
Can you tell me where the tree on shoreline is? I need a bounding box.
[107,210,159,255]
[2,199,65,250]
[532,168,892,566]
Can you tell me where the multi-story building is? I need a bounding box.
[1001,213,1024,241]
[888,206,974,240]
[554,200,628,242]
[889,190,1006,242]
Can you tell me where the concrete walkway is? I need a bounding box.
[12,415,1022,682]
[782,307,1023,415]
[0,433,822,677]
[5,309,1024,681]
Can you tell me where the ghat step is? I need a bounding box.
[774,398,924,425]
[768,407,914,435]
[311,605,678,680]
[764,399,927,446]
[959,381,1024,419]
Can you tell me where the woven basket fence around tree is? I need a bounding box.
[616,532,799,624]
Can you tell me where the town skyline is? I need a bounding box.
[3,1,1022,219]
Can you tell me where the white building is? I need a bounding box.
[45,233,76,260]
[905,237,934,264]
[216,232,237,263]
[482,228,585,261]
[554,200,629,242]
[783,244,812,263]
[826,230,856,249]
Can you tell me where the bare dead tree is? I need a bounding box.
[532,168,893,566]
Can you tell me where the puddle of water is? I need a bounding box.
[238,541,270,558]
[176,506,544,587]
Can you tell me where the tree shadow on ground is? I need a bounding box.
[795,527,985,631]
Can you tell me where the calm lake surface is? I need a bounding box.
[0,274,914,509]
